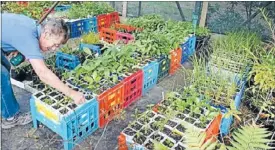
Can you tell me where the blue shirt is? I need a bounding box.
[1,13,44,60]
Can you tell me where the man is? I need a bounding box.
[1,13,86,129]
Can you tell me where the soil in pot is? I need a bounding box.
[194,122,205,129]
[150,133,164,142]
[49,92,58,97]
[163,127,171,136]
[147,112,155,118]
[176,113,185,120]
[166,120,177,128]
[131,122,142,131]
[175,144,186,150]
[176,124,186,133]
[10,69,28,81]
[155,116,165,122]
[35,92,43,98]
[138,116,150,125]
[60,108,69,115]
[68,104,78,110]
[85,95,93,100]
[145,140,154,150]
[53,104,62,110]
[124,127,136,136]
[140,127,153,137]
[163,138,174,148]
[150,122,158,131]
[133,134,146,145]
[190,113,200,118]
[185,117,196,124]
[170,131,182,142]
[55,95,64,100]
[183,109,190,115]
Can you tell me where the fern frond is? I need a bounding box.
[229,124,274,150]
[185,126,218,150]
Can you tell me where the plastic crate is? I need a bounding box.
[180,35,196,64]
[116,32,134,44]
[99,28,117,43]
[66,19,85,38]
[54,5,72,11]
[108,12,120,26]
[156,55,170,83]
[98,81,124,128]
[169,48,182,75]
[97,14,110,32]
[79,43,103,55]
[30,93,99,150]
[141,60,159,95]
[114,23,142,33]
[83,17,98,33]
[55,51,80,70]
[122,70,143,108]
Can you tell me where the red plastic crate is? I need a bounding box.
[108,12,120,26]
[98,81,124,128]
[116,32,134,44]
[99,28,117,43]
[97,14,110,32]
[123,70,143,108]
[169,47,182,75]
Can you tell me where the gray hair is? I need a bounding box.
[41,18,69,44]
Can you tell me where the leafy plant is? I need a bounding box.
[81,32,100,44]
[227,123,274,150]
[67,2,114,19]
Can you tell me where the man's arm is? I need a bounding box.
[29,59,85,105]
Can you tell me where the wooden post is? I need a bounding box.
[138,1,142,17]
[199,2,208,27]
[175,1,185,21]
[122,1,128,18]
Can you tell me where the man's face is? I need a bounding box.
[39,30,65,52]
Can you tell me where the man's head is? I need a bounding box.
[39,19,69,51]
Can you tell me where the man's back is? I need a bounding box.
[1,13,43,59]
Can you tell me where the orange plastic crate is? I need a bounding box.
[99,28,117,43]
[98,81,124,128]
[97,14,110,32]
[169,47,182,75]
[123,70,143,108]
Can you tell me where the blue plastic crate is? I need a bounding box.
[79,43,102,54]
[66,19,85,38]
[56,51,80,70]
[30,95,99,150]
[180,35,196,64]
[54,5,72,11]
[141,60,159,95]
[83,17,98,33]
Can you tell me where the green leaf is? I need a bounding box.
[92,71,98,80]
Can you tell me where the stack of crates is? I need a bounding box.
[169,48,182,75]
[141,60,159,95]
[122,70,143,108]
[181,35,196,64]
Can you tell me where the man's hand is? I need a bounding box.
[29,59,86,105]
[69,90,86,105]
